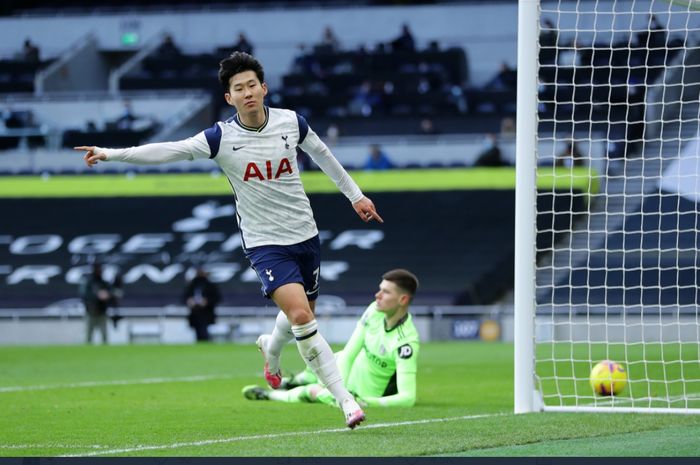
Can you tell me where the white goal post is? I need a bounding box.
[515,0,700,414]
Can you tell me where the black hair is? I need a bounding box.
[218,51,265,91]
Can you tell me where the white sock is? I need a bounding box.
[266,311,294,373]
[291,319,353,406]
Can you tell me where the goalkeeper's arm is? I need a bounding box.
[361,367,417,408]
[336,306,370,382]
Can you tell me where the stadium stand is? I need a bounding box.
[0,57,52,93]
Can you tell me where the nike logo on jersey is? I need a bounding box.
[232,145,246,151]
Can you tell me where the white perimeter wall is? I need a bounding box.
[0,315,432,345]
[1,312,698,345]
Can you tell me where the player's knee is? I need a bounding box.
[286,307,314,326]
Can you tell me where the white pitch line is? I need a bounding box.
[61,412,509,457]
[0,374,241,393]
[0,444,108,450]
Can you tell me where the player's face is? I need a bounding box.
[224,70,268,115]
[374,280,406,313]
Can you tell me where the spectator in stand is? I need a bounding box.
[416,76,432,94]
[231,32,254,55]
[419,118,439,135]
[349,80,382,117]
[363,144,395,170]
[425,40,440,53]
[183,268,221,342]
[390,23,415,52]
[556,140,585,167]
[115,100,138,130]
[21,38,40,63]
[317,26,341,53]
[474,133,507,167]
[374,42,388,54]
[539,19,558,66]
[636,14,667,50]
[485,62,517,90]
[648,15,668,50]
[3,107,37,129]
[85,120,98,132]
[635,14,668,67]
[540,19,558,48]
[157,34,182,58]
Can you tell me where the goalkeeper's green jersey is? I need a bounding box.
[337,302,420,407]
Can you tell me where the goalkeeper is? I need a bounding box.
[242,269,420,408]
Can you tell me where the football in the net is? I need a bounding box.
[589,360,627,396]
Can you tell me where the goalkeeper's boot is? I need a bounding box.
[256,334,282,389]
[341,397,366,429]
[279,374,302,390]
[242,385,270,401]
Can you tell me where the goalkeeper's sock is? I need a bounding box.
[267,386,313,403]
[266,311,294,374]
[291,320,353,405]
[291,369,318,387]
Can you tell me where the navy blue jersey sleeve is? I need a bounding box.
[203,122,223,159]
[296,113,309,145]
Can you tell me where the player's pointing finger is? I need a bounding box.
[369,209,384,223]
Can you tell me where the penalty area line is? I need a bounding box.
[62,412,509,457]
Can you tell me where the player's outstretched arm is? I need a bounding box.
[74,146,106,168]
[352,196,383,223]
[74,138,207,168]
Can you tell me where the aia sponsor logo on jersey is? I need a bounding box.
[243,158,293,181]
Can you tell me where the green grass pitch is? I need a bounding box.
[1,342,699,457]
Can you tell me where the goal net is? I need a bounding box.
[515,0,700,413]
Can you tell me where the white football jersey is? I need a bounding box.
[101,107,363,249]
